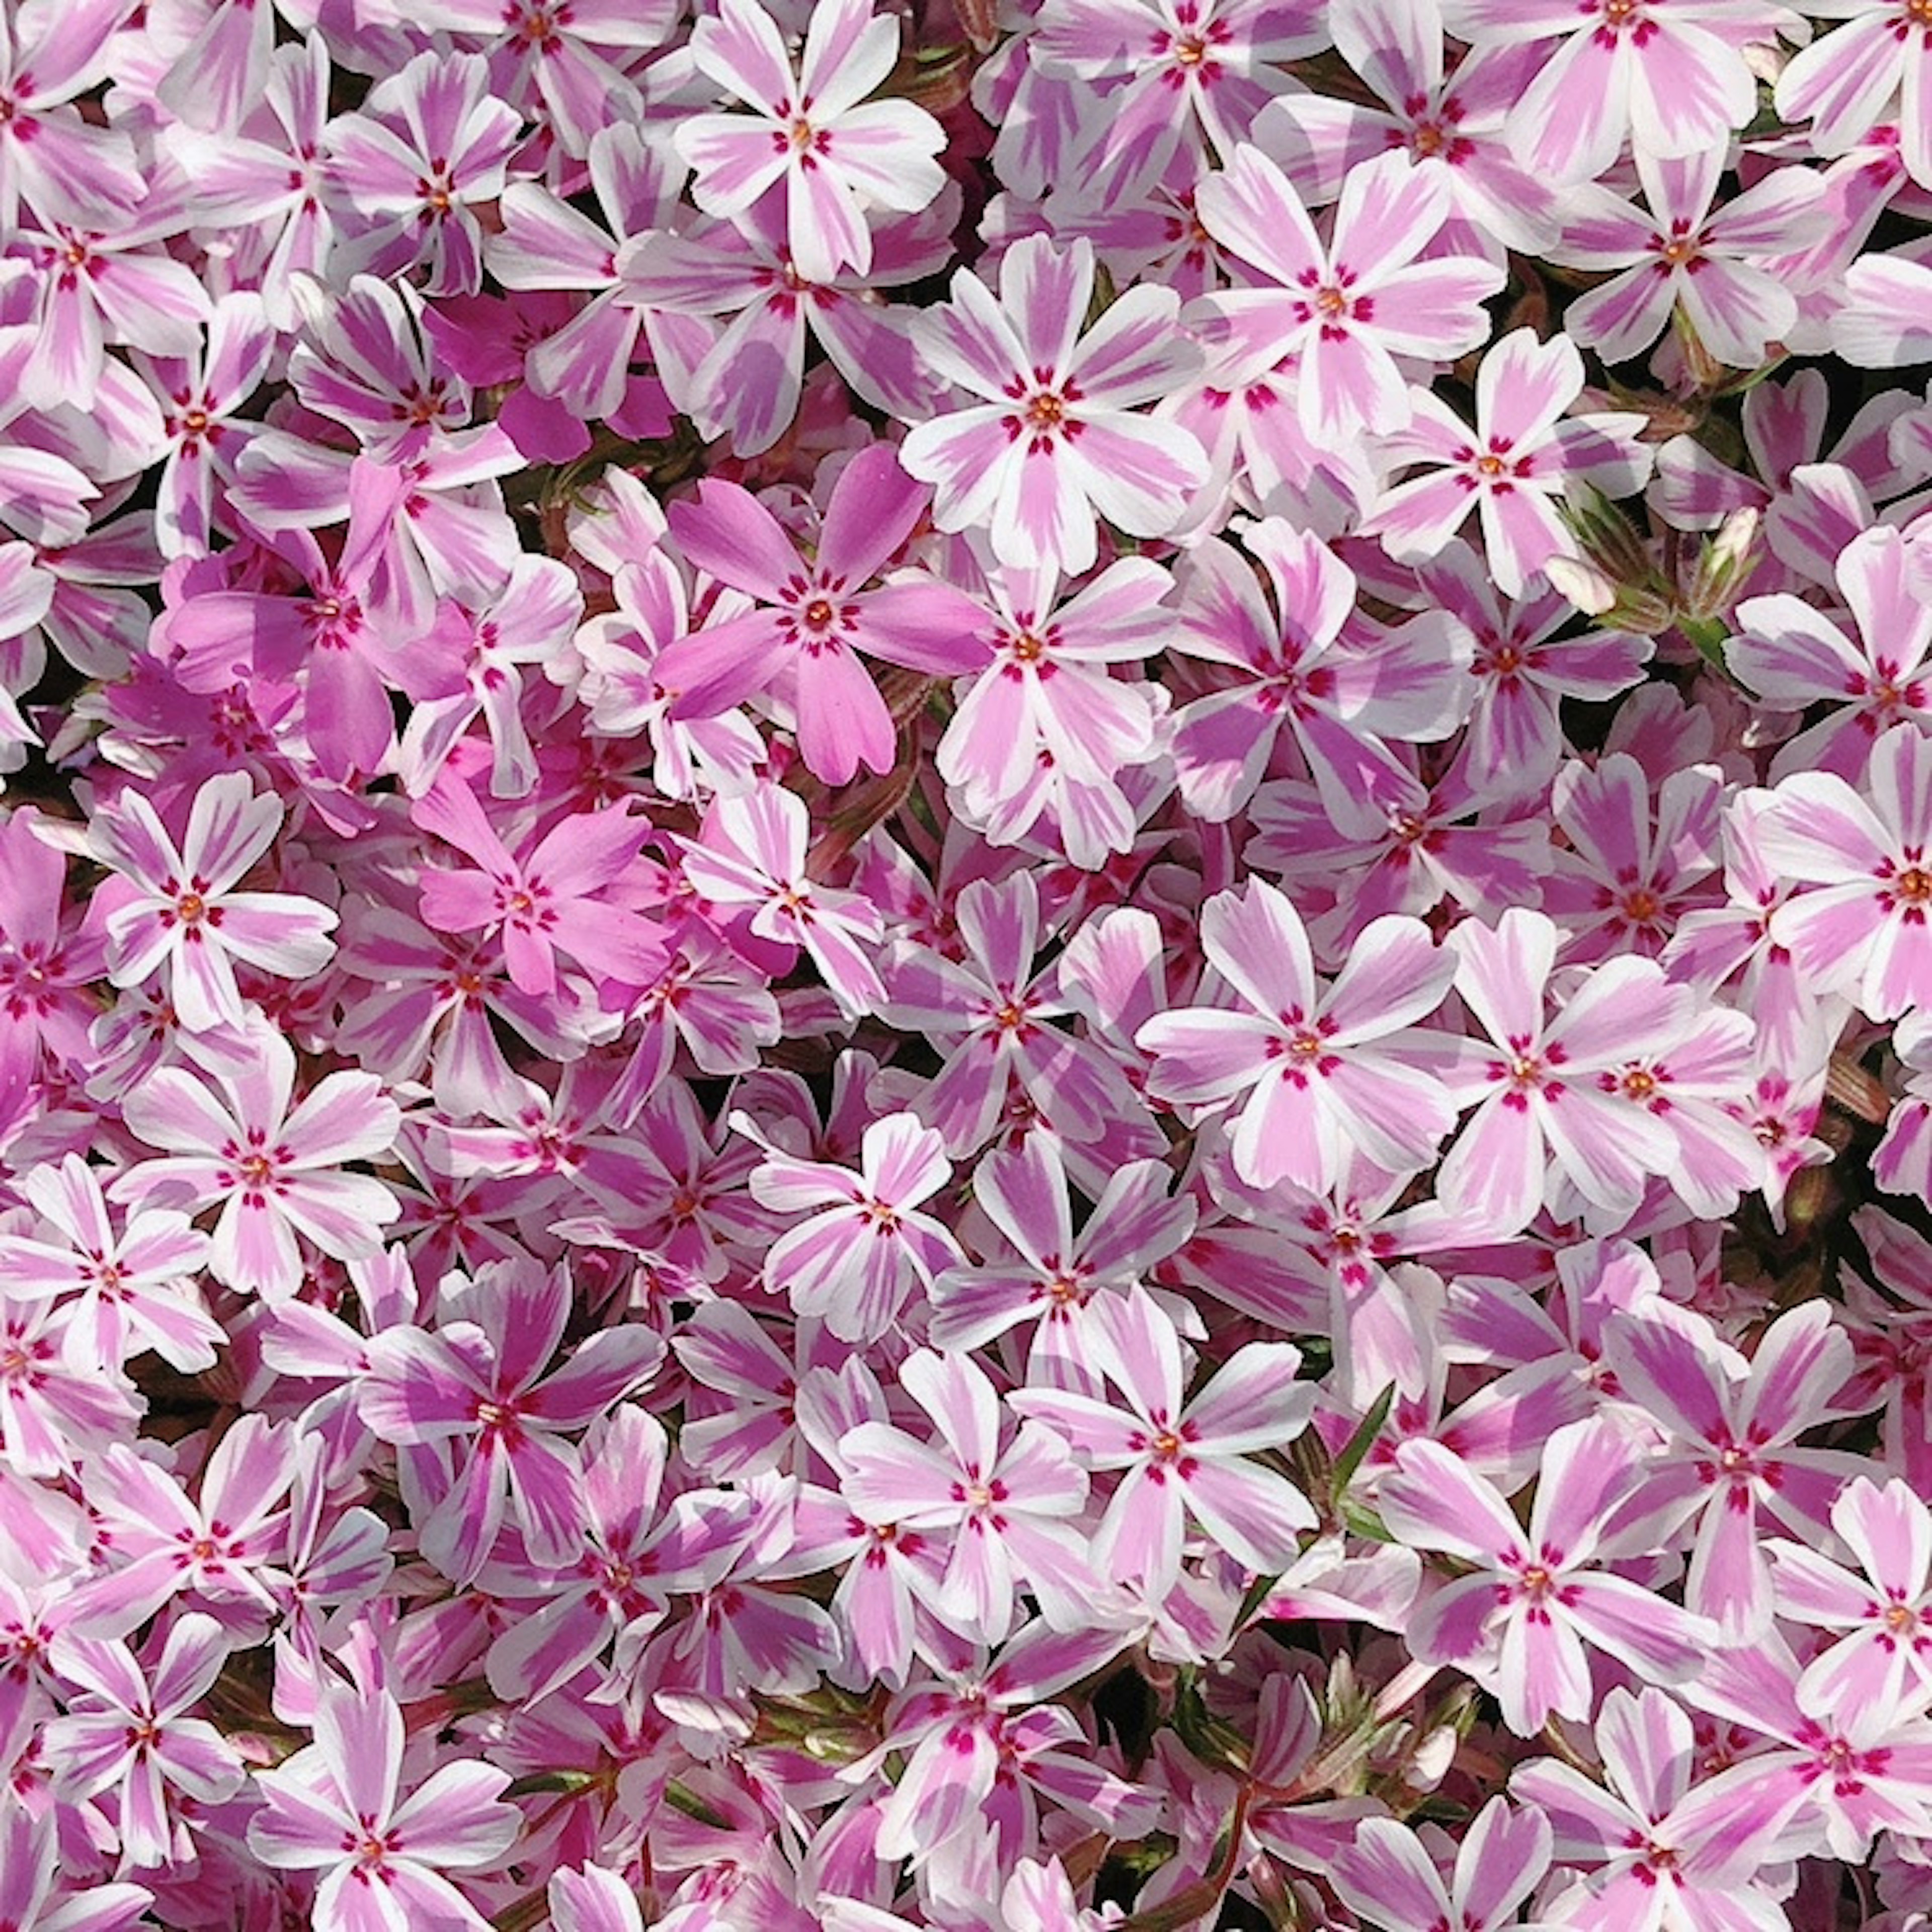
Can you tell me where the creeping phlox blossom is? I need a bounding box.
[10,0,1932,1925]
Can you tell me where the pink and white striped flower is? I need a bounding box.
[246,1677,520,1932]
[678,0,947,284]
[840,1346,1099,1642]
[1009,1284,1316,1592]
[45,1613,245,1874]
[900,234,1209,576]
[741,1109,962,1344]
[113,1029,401,1301]
[1444,0,1773,184]
[1191,146,1504,443]
[1137,879,1458,1195]
[1759,723,1932,1021]
[1381,1420,1714,1735]
[86,772,338,1035]
[1364,328,1653,597]
[1770,1476,1932,1734]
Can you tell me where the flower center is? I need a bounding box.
[176,892,207,924]
[1026,391,1066,430]
[1898,867,1932,904]
[236,1153,275,1187]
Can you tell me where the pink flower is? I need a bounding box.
[1511,1687,1777,1932]
[928,1134,1196,1396]
[681,780,887,1018]
[1444,0,1772,183]
[1380,1419,1713,1734]
[740,1109,961,1343]
[114,1027,402,1300]
[414,774,663,1000]
[1136,879,1458,1195]
[1421,541,1653,804]
[141,290,274,559]
[0,1801,152,1932]
[86,771,339,1034]
[1010,1284,1315,1591]
[360,1258,664,1582]
[1169,519,1474,830]
[328,51,522,295]
[1758,723,1932,1021]
[1261,0,1566,254]
[880,870,1145,1159]
[44,1613,245,1874]
[1603,1299,1861,1637]
[1332,1799,1550,1932]
[1434,907,1697,1237]
[1363,328,1654,597]
[840,1346,1099,1642]
[899,234,1209,575]
[1769,1476,1932,1735]
[62,1416,298,1638]
[1777,0,1932,189]
[1727,526,1932,779]
[678,0,947,283]
[0,1154,221,1373]
[1551,149,1829,367]
[935,554,1171,862]
[656,446,990,786]
[246,1676,520,1930]
[1191,146,1504,442]
[1031,0,1323,197]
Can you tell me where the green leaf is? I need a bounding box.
[1329,1383,1396,1506]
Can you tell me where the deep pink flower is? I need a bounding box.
[415,774,663,1000]
[656,446,989,786]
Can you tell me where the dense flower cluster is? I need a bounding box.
[5,0,1932,1926]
